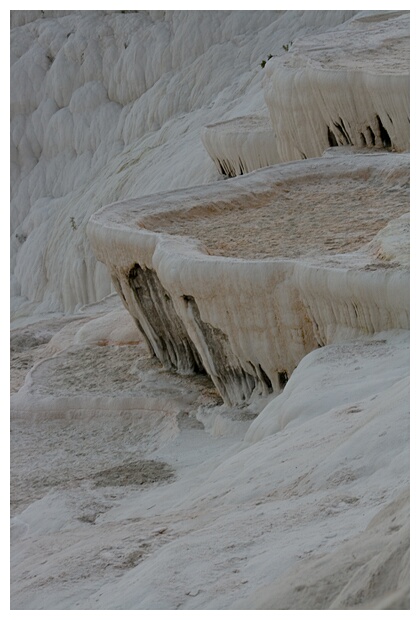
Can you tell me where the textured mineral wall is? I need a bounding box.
[10,9,359,317]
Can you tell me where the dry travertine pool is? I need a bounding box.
[149,177,409,260]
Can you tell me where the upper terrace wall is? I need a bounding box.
[264,11,409,163]
[199,13,409,179]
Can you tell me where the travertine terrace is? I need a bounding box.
[89,152,409,406]
[265,10,409,162]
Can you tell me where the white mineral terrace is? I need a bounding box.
[201,115,280,177]
[265,11,409,163]
[88,151,409,406]
[199,11,409,179]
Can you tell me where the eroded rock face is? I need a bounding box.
[126,264,204,375]
[88,152,409,405]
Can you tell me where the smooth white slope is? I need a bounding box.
[87,332,410,610]
[10,329,408,609]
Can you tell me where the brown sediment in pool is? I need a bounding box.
[146,177,409,260]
